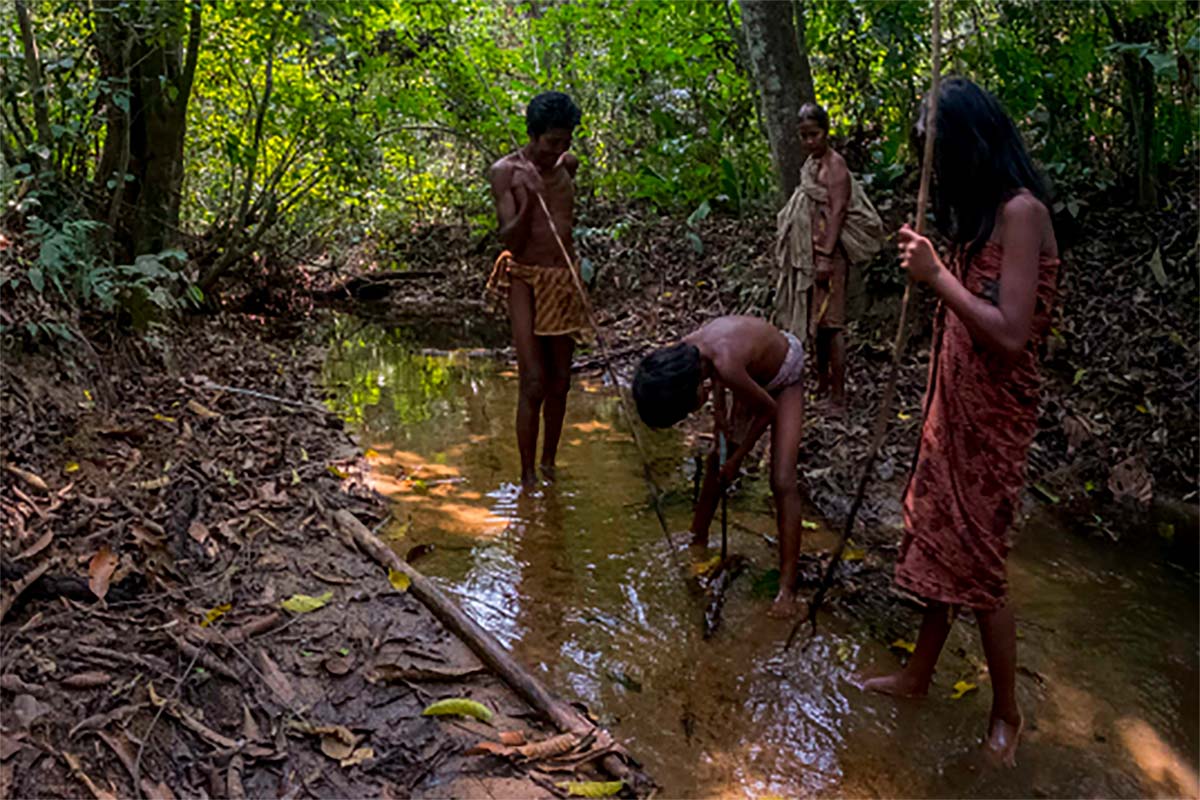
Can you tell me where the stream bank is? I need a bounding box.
[0,314,632,800]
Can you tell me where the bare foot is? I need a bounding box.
[520,470,539,490]
[983,713,1023,767]
[768,589,804,618]
[860,671,930,698]
[540,463,557,483]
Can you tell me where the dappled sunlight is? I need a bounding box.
[572,420,613,433]
[1116,717,1200,798]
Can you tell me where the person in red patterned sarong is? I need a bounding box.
[861,78,1060,768]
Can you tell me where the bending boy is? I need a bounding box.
[633,316,807,617]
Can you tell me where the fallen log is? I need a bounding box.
[333,509,653,795]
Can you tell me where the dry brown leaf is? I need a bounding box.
[0,733,26,761]
[186,400,221,419]
[1109,456,1153,507]
[5,465,48,492]
[87,547,119,601]
[62,751,118,800]
[140,779,176,800]
[133,476,171,491]
[62,672,111,689]
[256,648,295,705]
[499,730,526,746]
[187,522,210,543]
[339,747,374,768]
[320,734,355,761]
[14,529,53,561]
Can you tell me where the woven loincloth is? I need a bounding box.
[486,252,591,341]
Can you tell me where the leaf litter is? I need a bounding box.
[0,314,593,799]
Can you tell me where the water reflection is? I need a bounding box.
[325,320,1199,799]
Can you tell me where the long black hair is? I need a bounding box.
[915,77,1047,265]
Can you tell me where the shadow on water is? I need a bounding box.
[325,318,1199,799]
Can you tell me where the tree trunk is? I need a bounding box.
[739,0,815,202]
[1103,2,1160,209]
[14,0,53,168]
[93,0,201,258]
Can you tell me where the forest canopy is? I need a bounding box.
[2,0,1197,313]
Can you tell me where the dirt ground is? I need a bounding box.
[0,316,633,800]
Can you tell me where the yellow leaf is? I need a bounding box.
[327,465,349,479]
[411,478,429,494]
[897,411,912,420]
[291,468,301,485]
[201,603,232,627]
[890,639,916,654]
[556,781,624,797]
[691,554,722,577]
[421,698,493,723]
[153,413,176,424]
[281,591,334,613]
[843,546,866,562]
[388,568,411,592]
[1135,403,1148,414]
[83,389,93,402]
[300,447,309,462]
[64,461,80,474]
[950,680,978,700]
[801,520,819,530]
[364,448,380,459]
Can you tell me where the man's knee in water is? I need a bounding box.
[544,370,571,401]
[520,369,548,404]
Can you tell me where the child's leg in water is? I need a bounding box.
[768,384,805,618]
[862,603,954,696]
[687,449,721,547]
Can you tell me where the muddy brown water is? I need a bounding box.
[325,321,1199,799]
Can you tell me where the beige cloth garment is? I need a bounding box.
[773,156,885,337]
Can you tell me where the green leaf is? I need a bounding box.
[421,698,493,722]
[27,267,44,293]
[556,781,624,797]
[1147,247,1167,287]
[281,591,334,613]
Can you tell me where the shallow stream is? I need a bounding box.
[325,320,1198,798]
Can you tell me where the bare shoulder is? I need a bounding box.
[1001,190,1048,223]
[489,155,517,187]
[999,190,1057,256]
[561,152,580,178]
[826,149,851,183]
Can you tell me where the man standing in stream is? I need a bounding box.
[486,91,588,489]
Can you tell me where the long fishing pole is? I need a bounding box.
[786,0,942,650]
[463,49,688,582]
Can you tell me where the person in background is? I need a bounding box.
[861,77,1060,768]
[773,102,884,416]
[487,92,587,489]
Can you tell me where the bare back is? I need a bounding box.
[687,316,789,396]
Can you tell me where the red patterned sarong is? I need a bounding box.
[896,241,1059,610]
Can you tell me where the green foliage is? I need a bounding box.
[3,0,1197,307]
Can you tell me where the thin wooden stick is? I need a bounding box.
[334,510,653,794]
[787,0,942,649]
